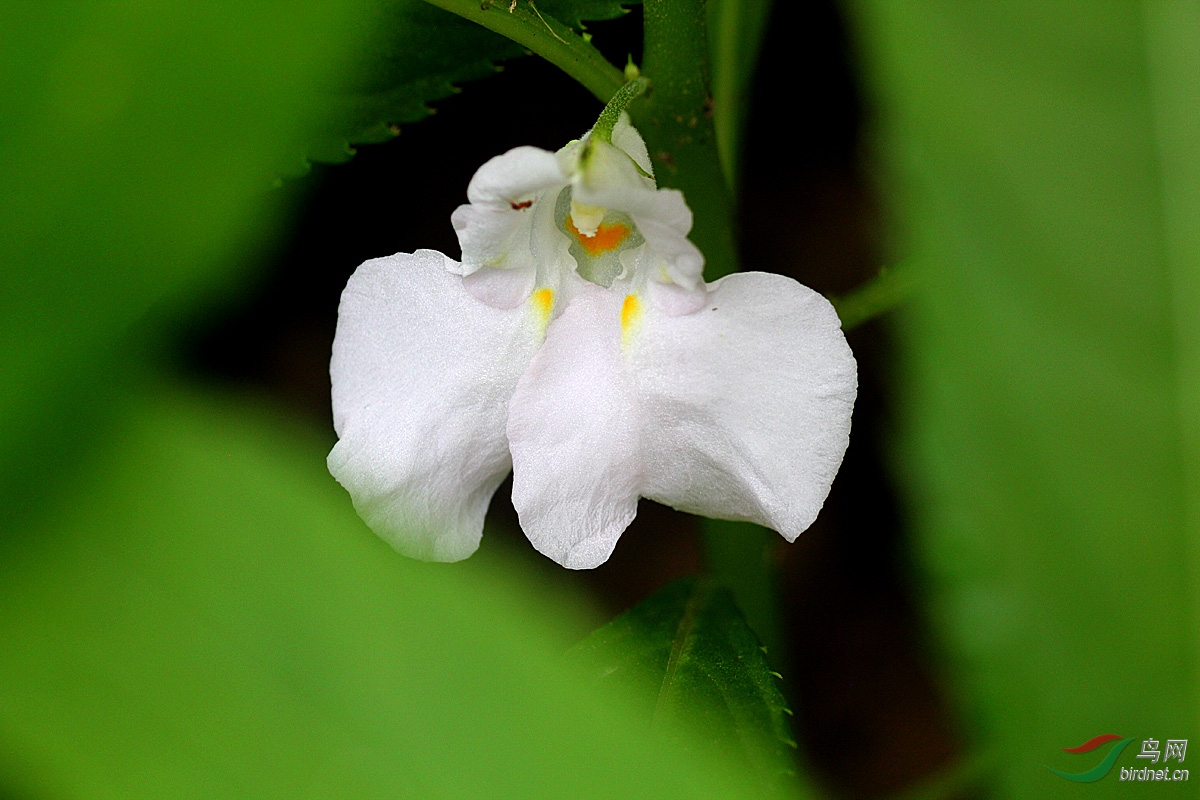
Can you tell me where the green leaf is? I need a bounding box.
[538,0,634,30]
[707,0,774,189]
[852,2,1200,797]
[0,0,372,519]
[302,1,526,164]
[0,385,764,799]
[566,577,816,799]
[304,0,637,165]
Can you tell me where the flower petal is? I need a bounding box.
[461,264,537,309]
[328,250,542,562]
[630,272,857,539]
[465,146,566,208]
[630,191,705,290]
[622,199,706,292]
[507,285,641,569]
[452,147,572,289]
[570,142,705,292]
[610,113,653,177]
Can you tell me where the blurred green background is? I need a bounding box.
[2,1,1197,798]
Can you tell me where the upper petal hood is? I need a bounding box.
[629,272,857,539]
[609,114,653,177]
[328,250,544,561]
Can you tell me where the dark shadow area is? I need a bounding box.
[182,3,969,797]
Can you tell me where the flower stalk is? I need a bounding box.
[831,260,923,331]
[591,77,651,143]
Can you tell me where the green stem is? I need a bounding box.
[637,0,781,673]
[698,520,785,671]
[420,0,625,102]
[829,259,923,331]
[635,0,740,280]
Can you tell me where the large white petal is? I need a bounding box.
[631,272,857,539]
[328,250,542,562]
[507,285,641,569]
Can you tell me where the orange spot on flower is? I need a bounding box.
[566,215,631,256]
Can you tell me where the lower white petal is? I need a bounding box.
[328,250,542,562]
[630,272,857,539]
[507,286,641,569]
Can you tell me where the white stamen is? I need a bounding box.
[569,199,606,237]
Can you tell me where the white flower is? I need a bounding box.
[328,116,857,569]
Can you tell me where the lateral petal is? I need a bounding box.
[328,250,542,562]
[465,146,566,208]
[507,286,641,569]
[629,190,705,290]
[452,147,572,289]
[631,272,857,540]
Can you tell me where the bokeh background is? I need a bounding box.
[3,1,1196,798]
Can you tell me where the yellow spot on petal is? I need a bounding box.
[566,215,631,256]
[620,293,641,346]
[531,287,555,329]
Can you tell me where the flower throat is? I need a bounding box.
[554,187,644,288]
